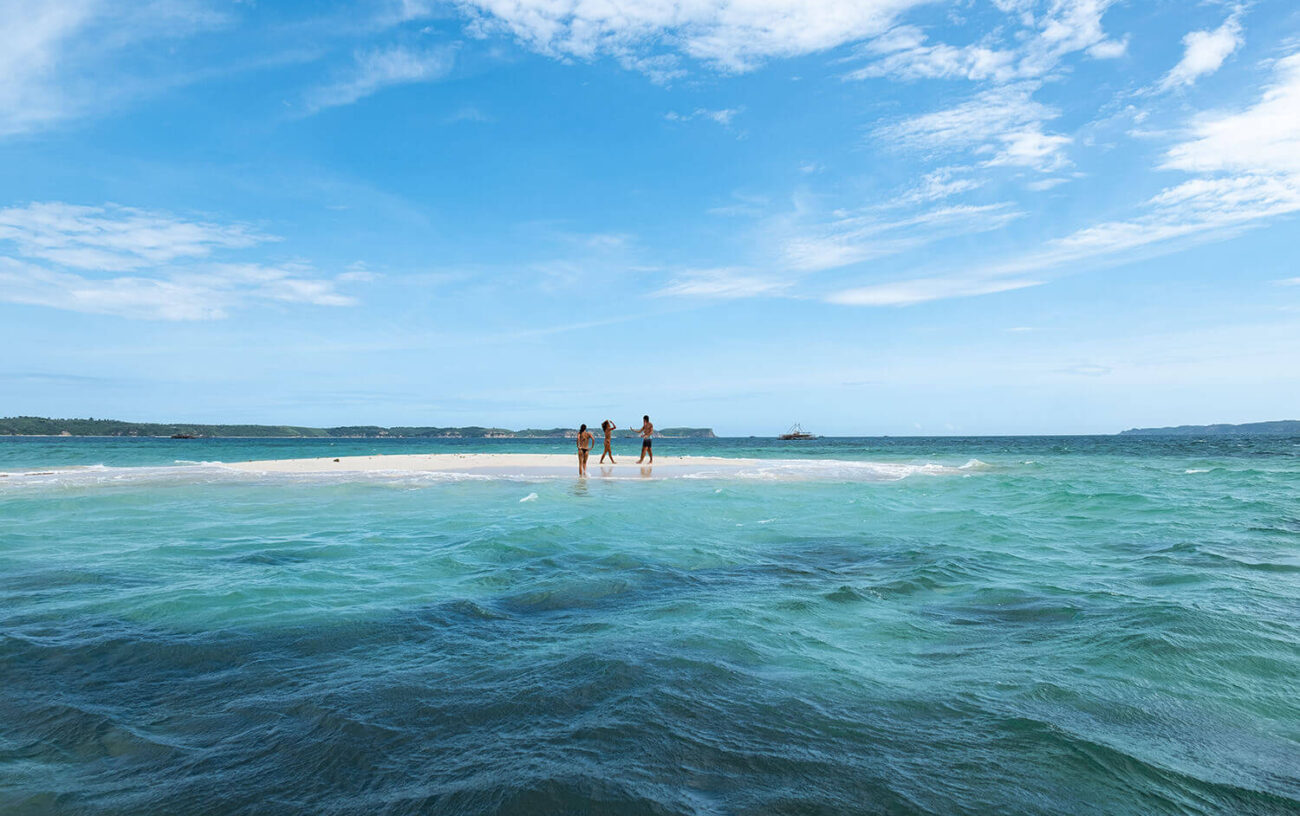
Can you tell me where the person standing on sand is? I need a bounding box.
[635,415,654,464]
[600,420,617,463]
[577,424,595,476]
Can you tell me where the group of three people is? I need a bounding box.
[576,415,654,475]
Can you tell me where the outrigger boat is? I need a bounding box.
[779,424,817,440]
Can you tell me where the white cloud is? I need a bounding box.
[653,268,790,298]
[1058,363,1111,376]
[0,0,225,137]
[876,83,1071,172]
[1158,16,1243,91]
[0,259,355,320]
[956,174,1300,286]
[1025,177,1070,191]
[1019,0,1122,75]
[780,202,1023,273]
[0,202,358,320]
[849,0,1124,84]
[1161,52,1300,178]
[665,107,742,126]
[303,45,455,113]
[878,84,1051,148]
[0,202,266,272]
[653,198,1026,302]
[825,49,1300,308]
[827,275,1041,306]
[0,1,95,135]
[846,26,1018,82]
[1086,36,1127,59]
[983,128,1072,171]
[894,166,984,205]
[453,0,926,74]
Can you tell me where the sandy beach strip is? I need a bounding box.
[225,453,762,476]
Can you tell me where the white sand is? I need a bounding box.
[225,452,762,477]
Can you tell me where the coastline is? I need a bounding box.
[226,452,763,476]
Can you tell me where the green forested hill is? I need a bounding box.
[0,416,716,438]
[1119,420,1300,436]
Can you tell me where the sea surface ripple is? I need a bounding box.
[1,436,1297,815]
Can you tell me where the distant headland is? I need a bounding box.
[0,417,716,439]
[1119,420,1300,436]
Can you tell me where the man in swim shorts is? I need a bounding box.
[636,415,654,464]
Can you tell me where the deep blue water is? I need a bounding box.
[1,436,1297,815]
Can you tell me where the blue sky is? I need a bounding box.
[1,0,1298,435]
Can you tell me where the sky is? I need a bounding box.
[1,0,1298,436]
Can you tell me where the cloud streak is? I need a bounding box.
[848,0,1125,84]
[0,203,360,320]
[840,50,1300,306]
[303,45,455,113]
[451,0,927,76]
[875,83,1072,172]
[0,202,267,271]
[0,0,225,137]
[653,268,791,299]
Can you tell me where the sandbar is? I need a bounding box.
[226,452,763,477]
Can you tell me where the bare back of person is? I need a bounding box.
[576,425,595,476]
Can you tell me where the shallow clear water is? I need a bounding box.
[2,437,1298,815]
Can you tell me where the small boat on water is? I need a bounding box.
[779,424,817,440]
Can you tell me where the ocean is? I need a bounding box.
[2,436,1297,815]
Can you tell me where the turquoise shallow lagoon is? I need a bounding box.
[2,436,1298,814]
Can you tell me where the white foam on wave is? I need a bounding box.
[520,492,538,502]
[0,463,237,491]
[680,457,989,483]
[0,456,995,490]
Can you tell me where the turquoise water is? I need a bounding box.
[2,437,1297,815]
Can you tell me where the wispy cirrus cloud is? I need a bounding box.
[780,202,1024,273]
[0,202,361,320]
[0,0,226,137]
[302,45,455,113]
[846,25,1019,83]
[848,0,1125,84]
[0,202,266,271]
[665,107,742,127]
[893,166,985,205]
[444,0,928,76]
[875,83,1072,172]
[827,274,1042,306]
[828,49,1300,308]
[0,259,354,321]
[652,268,791,299]
[656,192,1026,305]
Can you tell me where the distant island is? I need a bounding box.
[0,416,716,439]
[1120,420,1300,436]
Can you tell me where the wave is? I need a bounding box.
[0,463,494,492]
[0,457,992,491]
[681,457,989,482]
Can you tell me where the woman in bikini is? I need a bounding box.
[599,420,617,463]
[576,423,595,476]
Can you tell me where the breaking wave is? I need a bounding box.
[0,457,992,491]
